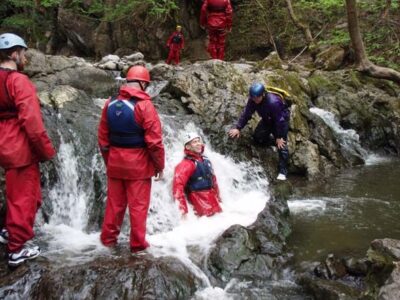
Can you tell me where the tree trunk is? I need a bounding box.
[380,0,391,19]
[285,0,313,44]
[346,0,400,85]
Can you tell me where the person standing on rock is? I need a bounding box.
[0,33,56,266]
[166,25,185,65]
[173,133,222,217]
[200,0,233,60]
[98,65,165,253]
[228,83,291,181]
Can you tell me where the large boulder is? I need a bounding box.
[0,251,201,299]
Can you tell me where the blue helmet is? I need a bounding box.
[0,33,28,50]
[249,83,265,97]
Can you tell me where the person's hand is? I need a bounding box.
[154,170,164,181]
[200,26,205,30]
[181,213,188,221]
[226,28,232,33]
[276,138,286,149]
[228,128,240,139]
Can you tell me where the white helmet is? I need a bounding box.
[184,132,201,145]
[0,33,28,50]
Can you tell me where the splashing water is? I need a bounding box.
[309,107,369,160]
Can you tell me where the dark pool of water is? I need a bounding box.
[287,158,400,265]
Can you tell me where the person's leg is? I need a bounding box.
[216,31,227,60]
[100,177,127,246]
[126,179,151,252]
[166,48,173,64]
[207,30,218,59]
[277,124,289,176]
[5,163,41,253]
[173,49,180,65]
[253,121,274,146]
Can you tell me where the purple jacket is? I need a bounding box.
[235,93,290,138]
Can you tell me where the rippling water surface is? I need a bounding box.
[288,158,400,264]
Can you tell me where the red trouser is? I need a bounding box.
[100,177,151,252]
[166,48,181,65]
[5,163,41,253]
[208,29,226,60]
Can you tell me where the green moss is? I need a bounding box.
[307,73,340,98]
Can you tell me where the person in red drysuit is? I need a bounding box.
[166,25,185,65]
[173,133,222,217]
[0,33,56,266]
[200,0,233,60]
[98,65,165,253]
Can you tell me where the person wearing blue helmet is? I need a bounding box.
[228,83,290,181]
[0,33,56,266]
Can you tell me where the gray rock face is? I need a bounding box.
[298,239,400,300]
[0,252,200,300]
[207,189,291,285]
[25,49,118,98]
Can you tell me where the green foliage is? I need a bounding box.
[1,13,35,29]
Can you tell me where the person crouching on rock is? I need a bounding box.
[228,83,291,181]
[166,25,185,65]
[173,133,222,217]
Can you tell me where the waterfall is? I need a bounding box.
[309,107,369,160]
[39,100,271,297]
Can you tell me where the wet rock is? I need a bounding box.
[207,194,291,285]
[378,262,400,300]
[298,274,363,300]
[0,254,201,300]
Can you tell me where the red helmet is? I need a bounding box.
[126,65,150,83]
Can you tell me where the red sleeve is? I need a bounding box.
[200,0,208,27]
[225,0,233,30]
[135,100,165,172]
[9,73,56,162]
[97,98,110,164]
[181,34,185,49]
[212,174,221,202]
[173,159,195,214]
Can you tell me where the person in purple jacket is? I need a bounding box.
[228,83,290,180]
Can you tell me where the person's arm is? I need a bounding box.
[98,98,111,165]
[200,0,208,28]
[212,173,222,202]
[235,98,256,130]
[181,34,185,50]
[11,74,56,162]
[225,0,233,31]
[173,160,195,215]
[136,101,165,174]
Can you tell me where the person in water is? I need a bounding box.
[173,133,222,217]
[98,65,165,253]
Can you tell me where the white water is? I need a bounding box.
[39,113,271,297]
[309,107,369,160]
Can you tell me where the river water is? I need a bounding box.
[288,157,400,266]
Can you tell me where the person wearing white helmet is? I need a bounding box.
[0,33,56,266]
[172,133,222,217]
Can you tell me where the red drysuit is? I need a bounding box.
[173,148,222,217]
[98,85,165,252]
[0,69,56,253]
[166,31,185,65]
[200,0,233,60]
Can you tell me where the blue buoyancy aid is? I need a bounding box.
[107,97,146,148]
[172,33,182,44]
[186,156,214,191]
